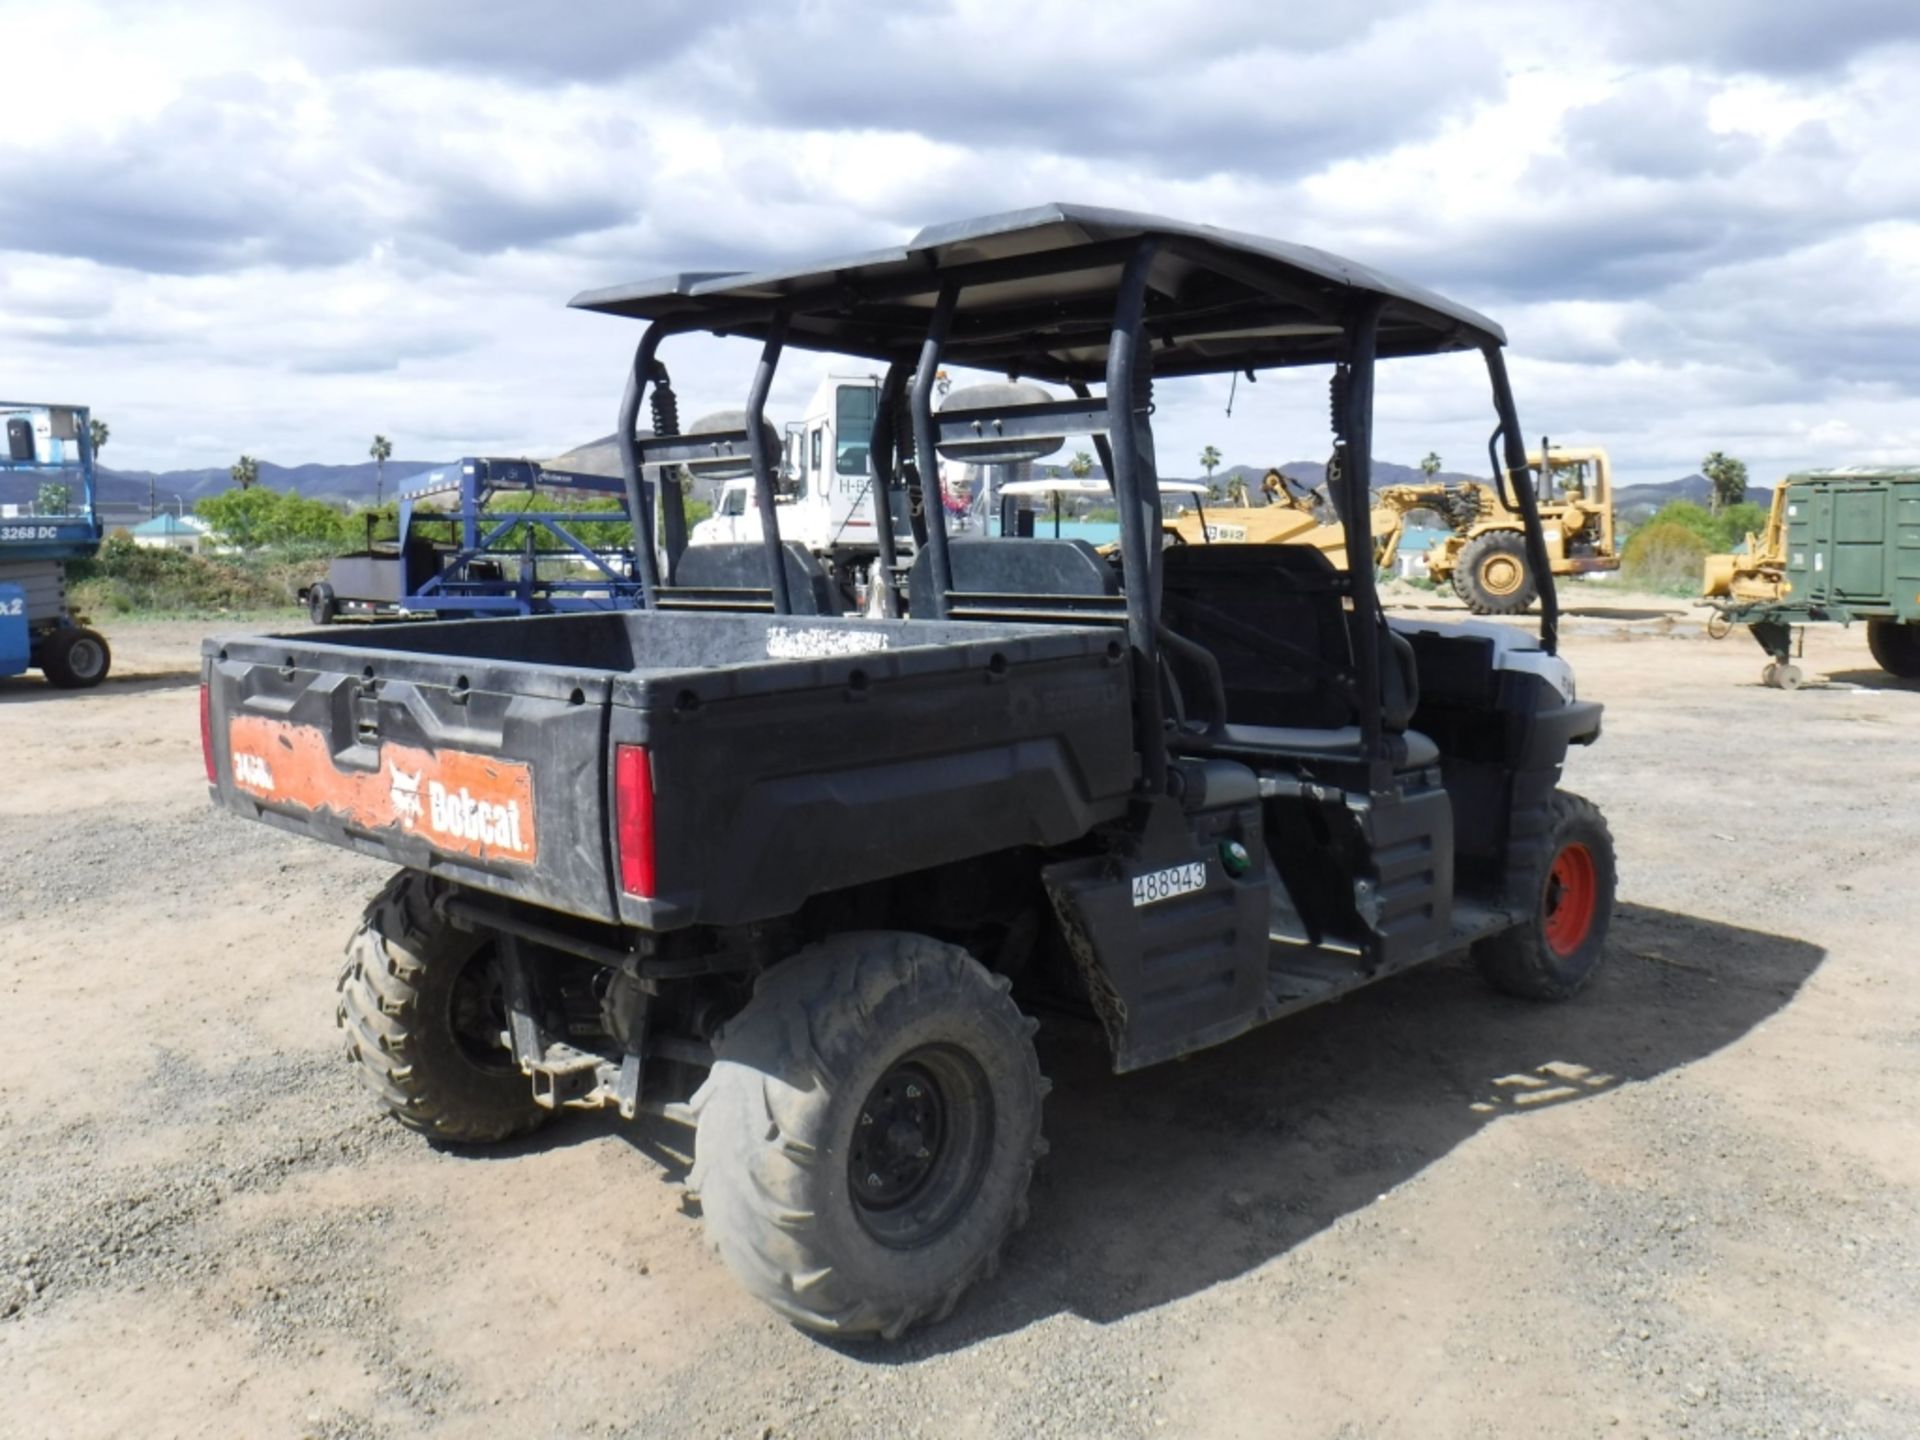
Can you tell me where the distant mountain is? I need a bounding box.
[90,442,1761,527]
[1614,473,1712,522]
[95,456,453,511]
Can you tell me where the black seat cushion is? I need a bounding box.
[1161,544,1353,729]
[671,542,836,615]
[906,538,1119,618]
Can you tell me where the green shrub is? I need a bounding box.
[1621,521,1710,593]
[1632,498,1772,554]
[68,533,320,617]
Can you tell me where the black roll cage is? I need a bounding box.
[599,218,1558,793]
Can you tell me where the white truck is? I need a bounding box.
[690,373,911,564]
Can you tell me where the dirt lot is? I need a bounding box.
[3,599,1917,1440]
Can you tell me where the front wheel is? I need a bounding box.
[39,626,111,689]
[1453,530,1538,615]
[1866,620,1920,679]
[1474,792,1616,1000]
[690,933,1045,1339]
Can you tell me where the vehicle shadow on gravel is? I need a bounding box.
[877,901,1823,1357]
[1559,605,1681,623]
[1824,668,1920,693]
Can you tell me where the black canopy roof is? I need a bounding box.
[569,204,1503,382]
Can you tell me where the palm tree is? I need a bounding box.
[369,434,393,506]
[1226,475,1249,507]
[1199,445,1222,483]
[1701,450,1748,516]
[88,417,109,455]
[231,455,260,490]
[1421,451,1442,480]
[1069,450,1094,481]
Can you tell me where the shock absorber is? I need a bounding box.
[648,362,685,569]
[894,393,928,547]
[648,361,681,440]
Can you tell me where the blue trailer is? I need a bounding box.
[0,401,111,687]
[300,457,650,623]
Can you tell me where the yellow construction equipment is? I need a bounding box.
[1170,443,1620,615]
[1701,481,1786,608]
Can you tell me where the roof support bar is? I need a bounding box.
[746,312,793,615]
[1340,296,1387,779]
[615,325,670,607]
[1105,238,1169,795]
[866,360,911,618]
[1483,345,1559,655]
[934,397,1110,449]
[1067,380,1120,490]
[909,286,960,618]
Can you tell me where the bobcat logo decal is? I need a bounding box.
[387,763,425,825]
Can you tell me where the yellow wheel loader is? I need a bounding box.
[1170,444,1619,616]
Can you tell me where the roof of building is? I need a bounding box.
[129,513,207,536]
[568,203,1504,381]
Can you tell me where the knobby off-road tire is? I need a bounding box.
[1866,620,1920,679]
[689,933,1046,1340]
[39,626,110,689]
[336,871,547,1145]
[1452,530,1538,616]
[1475,791,1616,1001]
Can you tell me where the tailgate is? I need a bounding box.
[204,635,618,922]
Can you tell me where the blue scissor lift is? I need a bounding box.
[0,401,111,687]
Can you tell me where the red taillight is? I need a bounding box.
[615,744,656,898]
[199,682,216,783]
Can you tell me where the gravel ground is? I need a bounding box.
[1,605,1916,1440]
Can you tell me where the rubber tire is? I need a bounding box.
[39,627,111,689]
[1474,791,1616,1001]
[1452,530,1538,616]
[689,932,1046,1340]
[336,871,547,1145]
[1866,620,1920,679]
[308,584,337,626]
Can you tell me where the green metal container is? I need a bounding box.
[1779,468,1920,623]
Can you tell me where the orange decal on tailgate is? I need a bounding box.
[227,715,537,865]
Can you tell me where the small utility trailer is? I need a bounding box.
[205,206,1615,1338]
[0,401,111,688]
[1705,467,1920,687]
[300,456,655,623]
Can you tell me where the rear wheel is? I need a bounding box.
[1475,792,1616,1000]
[336,871,546,1144]
[39,627,110,689]
[690,932,1045,1339]
[308,584,337,625]
[1453,531,1538,615]
[1866,619,1920,678]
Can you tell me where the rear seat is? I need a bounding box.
[1159,544,1435,769]
[664,542,838,615]
[906,538,1126,622]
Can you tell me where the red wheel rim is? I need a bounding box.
[1542,842,1598,957]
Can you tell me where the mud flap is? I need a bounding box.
[1043,793,1270,1073]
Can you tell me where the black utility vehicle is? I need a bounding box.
[202,206,1615,1339]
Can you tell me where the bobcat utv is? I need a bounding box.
[202,206,1614,1339]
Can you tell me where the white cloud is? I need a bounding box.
[0,0,1917,485]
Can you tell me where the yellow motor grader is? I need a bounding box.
[1171,443,1619,615]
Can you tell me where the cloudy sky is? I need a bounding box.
[4,0,1918,485]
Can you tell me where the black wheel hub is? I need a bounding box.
[447,950,516,1074]
[847,1045,994,1249]
[851,1062,946,1209]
